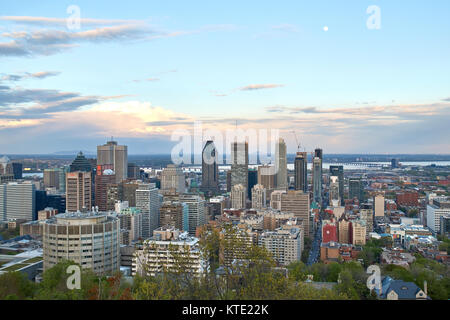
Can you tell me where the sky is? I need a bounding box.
[0,0,449,155]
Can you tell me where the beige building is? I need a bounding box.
[374,194,385,217]
[275,138,287,189]
[42,211,120,275]
[270,189,286,210]
[231,184,246,209]
[161,164,185,193]
[280,190,310,236]
[338,218,351,244]
[66,171,92,212]
[159,201,185,231]
[352,220,367,246]
[117,207,143,245]
[97,140,128,183]
[38,207,58,220]
[251,184,266,209]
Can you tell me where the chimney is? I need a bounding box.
[424,280,427,296]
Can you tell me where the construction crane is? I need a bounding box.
[291,130,307,152]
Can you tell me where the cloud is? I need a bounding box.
[1,71,60,81]
[271,24,300,33]
[0,16,143,27]
[442,97,450,102]
[239,84,285,91]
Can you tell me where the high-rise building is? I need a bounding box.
[231,141,248,200]
[231,184,246,209]
[322,221,338,243]
[313,148,323,204]
[374,194,385,217]
[69,151,92,172]
[160,201,186,231]
[11,162,22,180]
[352,221,367,246]
[42,211,120,275]
[44,169,60,189]
[329,165,344,205]
[94,165,116,211]
[127,163,141,180]
[0,182,36,222]
[329,176,340,207]
[426,197,450,233]
[270,190,286,210]
[136,183,160,238]
[294,152,307,192]
[258,226,303,266]
[275,138,287,189]
[117,207,143,245]
[161,164,185,193]
[349,178,364,203]
[66,171,92,212]
[338,217,352,244]
[360,208,374,233]
[247,169,257,200]
[257,164,276,191]
[97,139,128,183]
[251,184,266,209]
[179,194,206,236]
[280,190,310,236]
[201,140,219,195]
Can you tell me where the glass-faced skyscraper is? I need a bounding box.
[329,165,344,205]
[294,152,307,193]
[231,141,248,200]
[201,140,219,195]
[313,148,323,204]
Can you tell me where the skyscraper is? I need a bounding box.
[231,184,246,209]
[275,138,287,189]
[66,171,92,212]
[97,139,128,183]
[69,151,92,173]
[161,164,186,193]
[294,152,307,192]
[201,140,219,195]
[280,190,310,236]
[136,183,160,238]
[179,194,206,236]
[231,141,248,200]
[329,176,340,207]
[329,165,344,205]
[251,184,266,209]
[0,182,35,222]
[349,178,364,203]
[94,165,116,211]
[44,169,60,190]
[313,148,323,204]
[247,169,257,200]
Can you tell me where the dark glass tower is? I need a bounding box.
[201,140,219,195]
[70,151,93,172]
[329,165,344,205]
[294,152,307,193]
[313,148,323,204]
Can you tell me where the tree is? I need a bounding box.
[0,271,35,300]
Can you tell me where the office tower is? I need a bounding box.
[280,190,310,236]
[127,163,140,180]
[352,221,367,246]
[94,165,116,212]
[294,152,307,192]
[136,183,160,238]
[257,165,276,191]
[338,217,352,244]
[161,164,185,193]
[0,182,36,222]
[35,190,47,219]
[349,178,364,203]
[230,141,248,200]
[47,194,66,213]
[118,207,143,245]
[426,197,450,233]
[360,208,374,233]
[160,201,186,231]
[247,169,257,200]
[66,171,92,212]
[69,151,92,172]
[251,184,266,209]
[133,227,202,277]
[11,162,22,179]
[231,184,246,209]
[374,194,385,217]
[97,139,128,183]
[329,176,340,207]
[440,214,450,237]
[329,165,344,205]
[270,189,286,210]
[201,140,219,195]
[275,138,287,189]
[0,156,14,183]
[391,158,399,169]
[258,226,303,266]
[44,169,60,189]
[179,194,206,236]
[226,170,232,192]
[313,148,323,204]
[42,211,120,274]
[209,196,226,218]
[58,166,69,194]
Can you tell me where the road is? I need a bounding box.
[307,213,322,266]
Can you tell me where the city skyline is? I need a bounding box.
[1,1,450,154]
